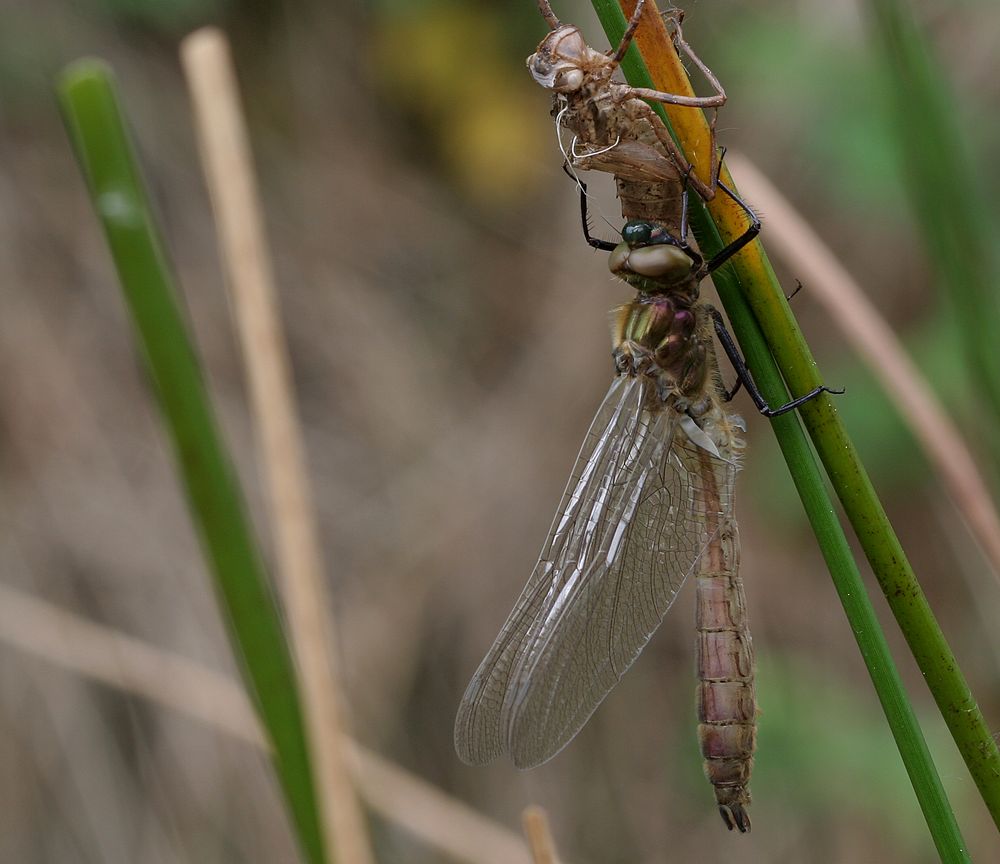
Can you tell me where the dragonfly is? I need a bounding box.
[455,104,839,833]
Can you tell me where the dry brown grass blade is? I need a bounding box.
[0,582,534,864]
[180,27,373,864]
[726,153,1000,579]
[727,152,1000,586]
[521,805,561,864]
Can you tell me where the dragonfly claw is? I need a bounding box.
[719,802,752,833]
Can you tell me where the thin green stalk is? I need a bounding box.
[58,60,328,864]
[587,1,981,856]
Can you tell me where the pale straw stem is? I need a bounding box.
[521,805,561,864]
[0,582,533,864]
[728,152,1000,585]
[180,27,373,864]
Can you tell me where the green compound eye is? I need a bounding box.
[621,220,654,247]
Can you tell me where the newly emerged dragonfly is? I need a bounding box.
[454,170,838,830]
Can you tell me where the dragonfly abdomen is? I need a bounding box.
[695,522,756,832]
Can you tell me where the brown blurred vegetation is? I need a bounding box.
[1,0,999,861]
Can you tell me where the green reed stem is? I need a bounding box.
[588,1,985,857]
[58,59,327,864]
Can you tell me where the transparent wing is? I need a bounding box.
[455,375,736,768]
[455,375,644,766]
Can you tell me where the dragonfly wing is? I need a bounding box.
[454,375,645,766]
[503,383,738,768]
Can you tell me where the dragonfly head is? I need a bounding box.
[609,220,699,293]
[527,25,606,93]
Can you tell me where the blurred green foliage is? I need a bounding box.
[94,0,233,33]
[370,1,550,207]
[754,655,969,860]
[864,0,1000,475]
[714,15,902,215]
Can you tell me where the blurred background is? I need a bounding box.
[2,0,999,861]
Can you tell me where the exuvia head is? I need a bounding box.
[527,25,608,93]
[609,220,697,287]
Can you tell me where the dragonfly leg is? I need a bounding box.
[565,166,618,252]
[709,307,844,417]
[702,164,762,274]
[676,171,704,269]
[664,7,728,110]
[721,377,742,403]
[613,3,726,109]
[665,6,726,188]
[535,0,560,29]
[623,7,726,117]
[701,165,799,296]
[610,14,720,204]
[633,98,716,201]
[678,178,690,242]
[628,78,727,111]
[610,0,646,65]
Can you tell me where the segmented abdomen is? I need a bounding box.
[695,517,756,832]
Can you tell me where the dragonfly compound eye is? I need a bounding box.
[621,244,693,280]
[621,220,654,246]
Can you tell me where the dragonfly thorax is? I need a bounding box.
[612,295,712,405]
